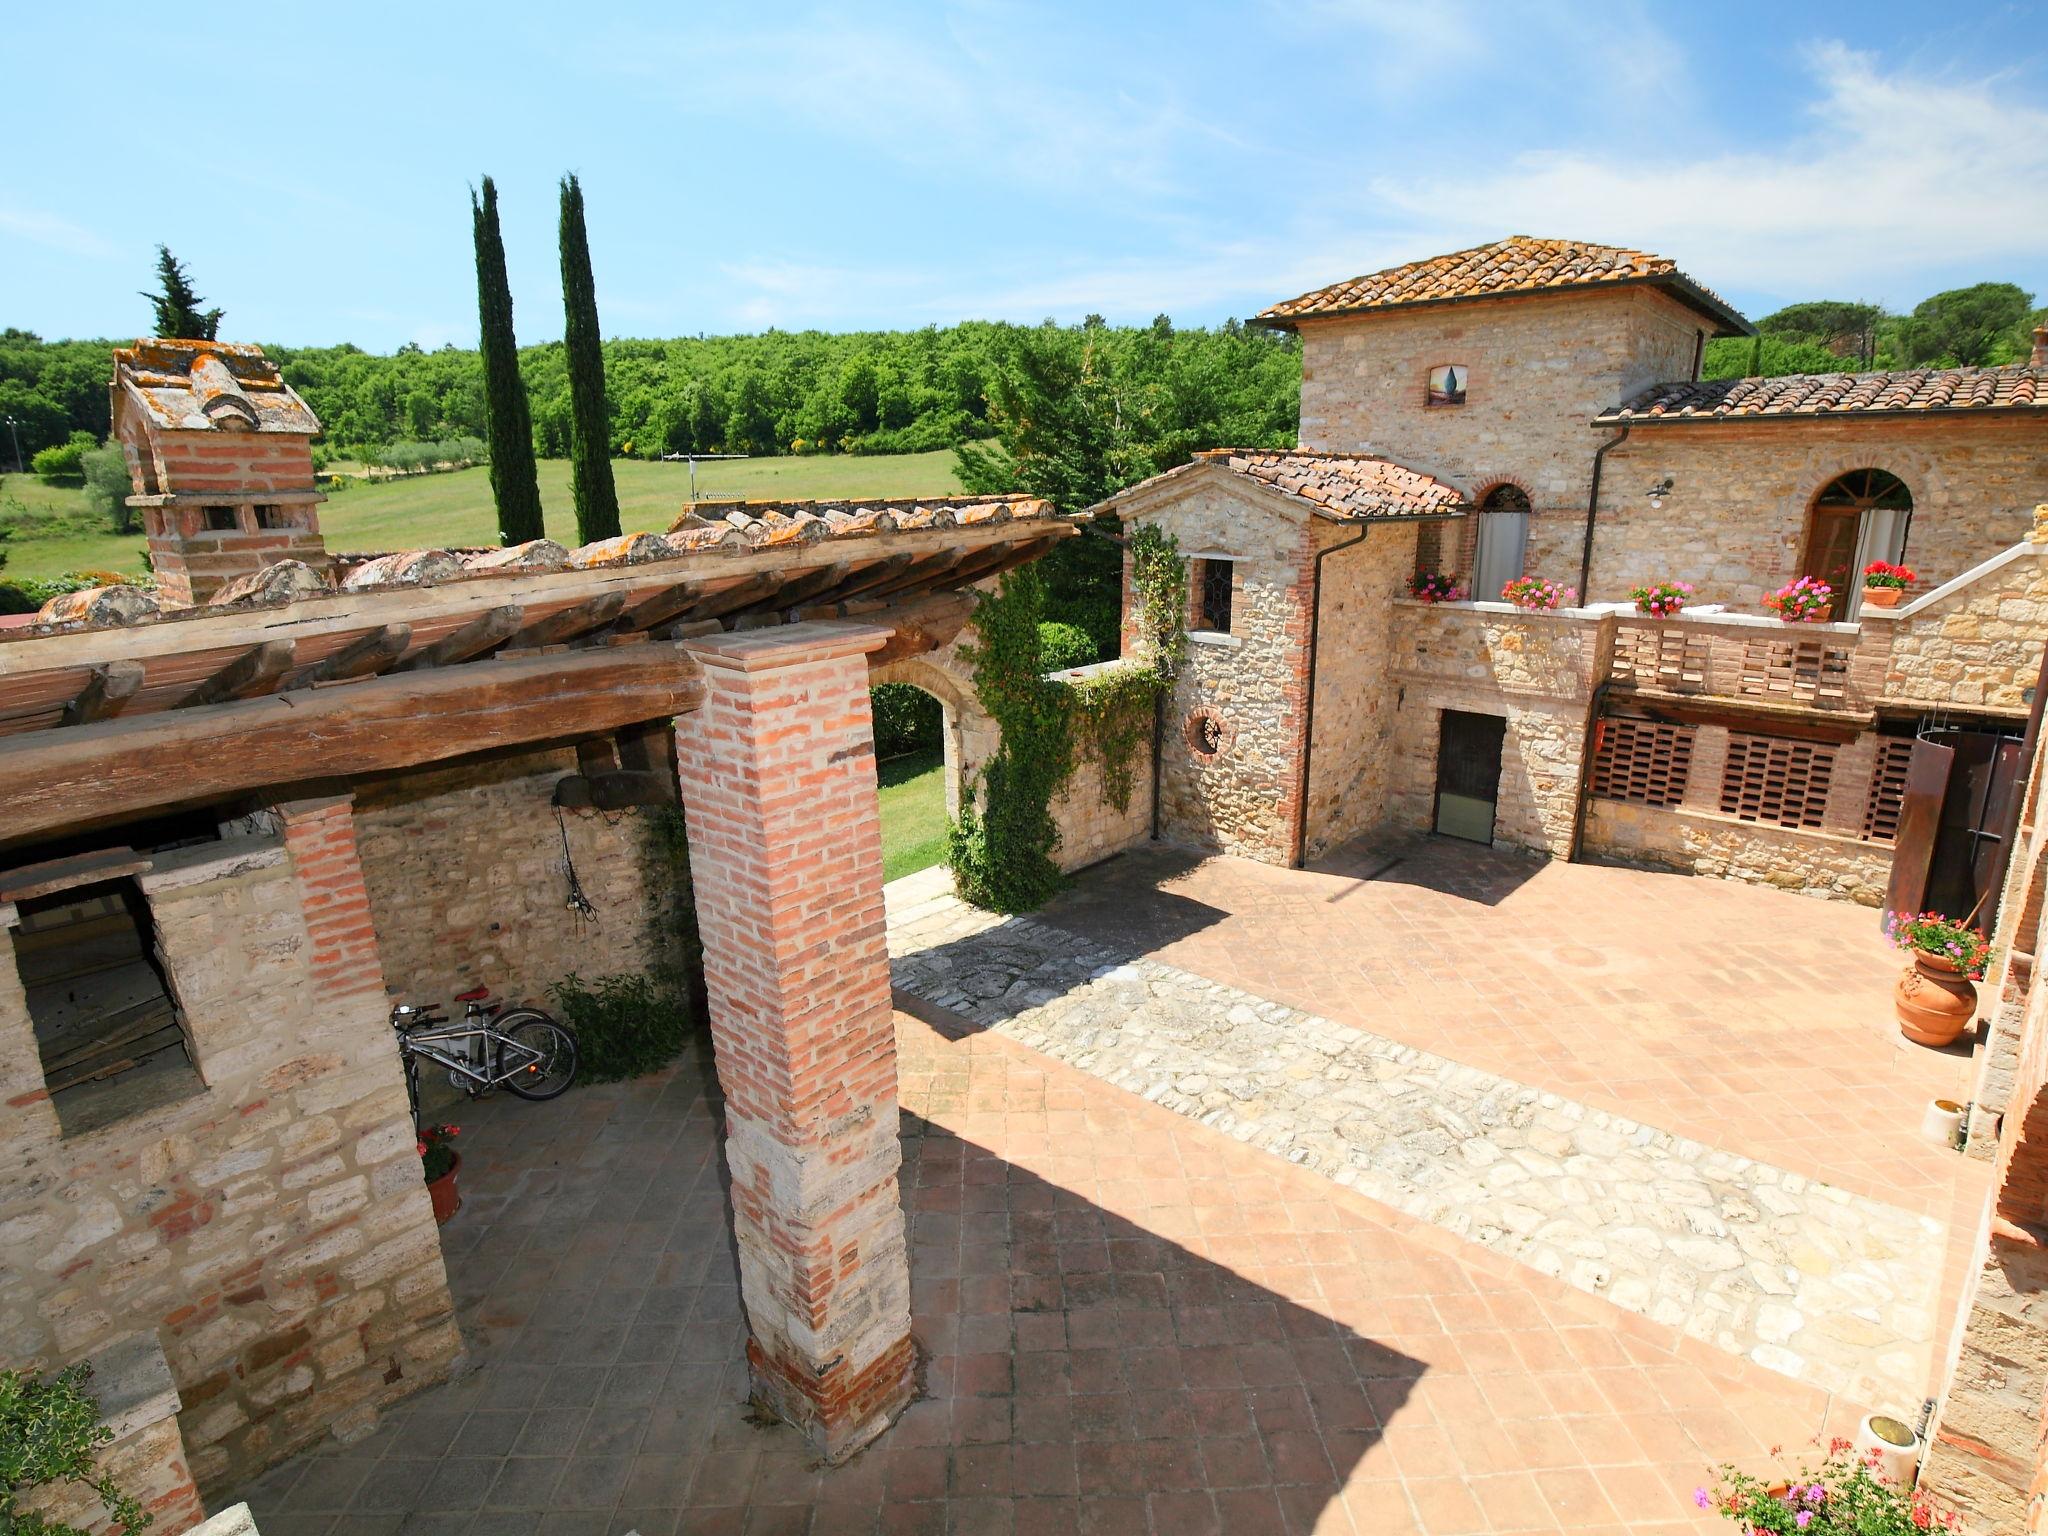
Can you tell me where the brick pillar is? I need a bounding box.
[673,620,914,1460]
[276,796,389,1004]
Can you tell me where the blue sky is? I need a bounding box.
[5,2,2044,350]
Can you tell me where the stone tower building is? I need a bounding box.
[109,340,328,605]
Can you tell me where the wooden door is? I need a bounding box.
[1802,507,1863,621]
[1885,737,1952,925]
[1435,711,1506,843]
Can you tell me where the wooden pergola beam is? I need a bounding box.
[616,582,706,636]
[0,644,709,850]
[179,640,295,709]
[392,605,524,672]
[285,625,412,690]
[505,592,627,651]
[60,662,145,727]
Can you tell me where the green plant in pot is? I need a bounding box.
[1885,911,1989,1048]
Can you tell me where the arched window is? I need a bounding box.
[1804,469,1912,620]
[1472,483,1531,602]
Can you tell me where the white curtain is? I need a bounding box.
[1474,512,1530,601]
[1847,508,1911,618]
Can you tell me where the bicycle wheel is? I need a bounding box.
[403,1046,421,1128]
[496,1010,579,1100]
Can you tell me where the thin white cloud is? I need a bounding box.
[0,207,117,260]
[1364,43,2048,302]
[701,40,2047,331]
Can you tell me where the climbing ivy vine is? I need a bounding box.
[950,525,1188,911]
[949,564,1072,912]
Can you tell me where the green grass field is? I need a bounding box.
[0,449,966,586]
[877,747,950,883]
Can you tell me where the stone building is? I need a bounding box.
[1072,237,2047,924]
[0,340,1071,1527]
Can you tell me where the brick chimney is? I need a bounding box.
[109,340,328,606]
[2033,324,2047,368]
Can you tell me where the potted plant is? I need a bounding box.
[1885,911,1990,1048]
[1629,579,1694,617]
[1696,1436,1957,1533]
[1861,561,1916,608]
[420,1122,462,1223]
[1407,571,1465,603]
[1500,575,1576,611]
[1763,576,1834,623]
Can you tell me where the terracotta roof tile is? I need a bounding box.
[19,495,1059,634]
[1093,450,1465,522]
[1597,366,2048,425]
[113,339,321,435]
[1258,235,1750,336]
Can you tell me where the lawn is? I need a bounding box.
[0,449,966,586]
[877,747,950,883]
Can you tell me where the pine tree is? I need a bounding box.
[471,177,545,545]
[142,246,223,339]
[558,173,621,544]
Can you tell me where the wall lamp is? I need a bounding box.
[1646,476,1675,509]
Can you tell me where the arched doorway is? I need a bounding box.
[1471,483,1532,602]
[1804,469,1912,620]
[868,650,990,883]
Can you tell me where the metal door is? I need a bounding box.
[1435,711,1506,843]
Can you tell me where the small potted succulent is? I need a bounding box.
[1500,575,1576,611]
[1885,911,1990,1048]
[1696,1436,1957,1533]
[1861,560,1916,608]
[1629,579,1694,618]
[1763,576,1834,623]
[1407,571,1466,603]
[420,1122,462,1223]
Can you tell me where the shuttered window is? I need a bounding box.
[1590,718,1695,807]
[1720,735,1835,830]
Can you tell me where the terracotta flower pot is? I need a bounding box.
[1895,953,1977,1048]
[1863,586,1903,608]
[426,1151,462,1224]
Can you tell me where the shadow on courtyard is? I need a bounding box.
[234,1028,1424,1535]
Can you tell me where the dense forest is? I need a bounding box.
[0,318,1303,470]
[4,280,2037,475]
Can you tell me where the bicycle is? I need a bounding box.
[390,985,578,1125]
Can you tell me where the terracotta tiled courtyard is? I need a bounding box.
[233,839,1994,1535]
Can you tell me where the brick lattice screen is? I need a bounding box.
[1719,734,1836,830]
[1862,737,1916,844]
[1590,718,1696,807]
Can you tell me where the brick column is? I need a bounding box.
[673,621,914,1460]
[276,796,389,1004]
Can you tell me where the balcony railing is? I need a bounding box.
[1606,612,1879,717]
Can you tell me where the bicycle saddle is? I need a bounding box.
[454,985,493,1003]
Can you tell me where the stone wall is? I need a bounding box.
[1117,478,1313,863]
[16,1334,207,1536]
[1297,286,1705,589]
[0,807,460,1494]
[1870,538,2048,717]
[1590,415,2048,610]
[1387,601,1606,856]
[1921,721,2048,1531]
[1049,661,1156,873]
[352,749,678,1011]
[1584,800,1892,904]
[1581,723,1894,904]
[1304,521,1417,857]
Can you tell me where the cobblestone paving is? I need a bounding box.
[887,882,1946,1411]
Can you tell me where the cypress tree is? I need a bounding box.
[142,246,223,339]
[471,177,545,545]
[558,173,621,544]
